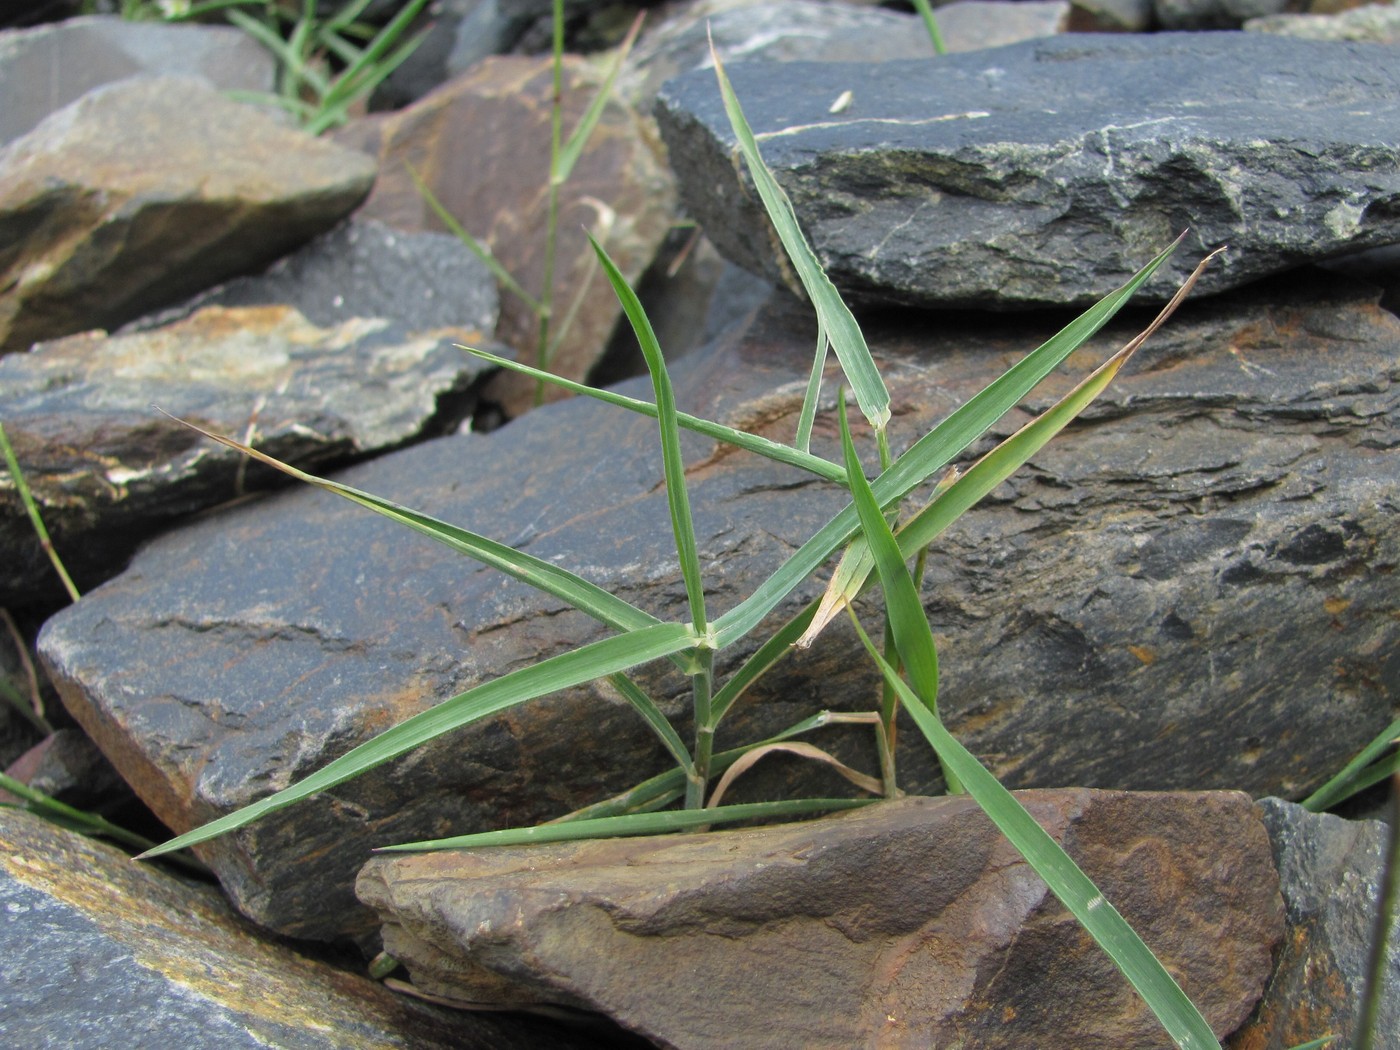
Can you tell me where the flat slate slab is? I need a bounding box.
[0,808,599,1050]
[656,32,1400,308]
[36,268,1398,942]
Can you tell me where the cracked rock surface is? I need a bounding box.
[656,31,1400,308]
[36,267,1397,942]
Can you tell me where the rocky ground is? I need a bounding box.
[1,1,1397,1047]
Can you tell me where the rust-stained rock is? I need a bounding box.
[357,790,1284,1050]
[338,54,674,417]
[0,304,497,607]
[36,271,1399,942]
[0,76,376,353]
[0,808,602,1049]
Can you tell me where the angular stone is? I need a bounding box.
[1228,798,1400,1050]
[126,218,499,336]
[0,14,276,147]
[1246,4,1400,44]
[0,304,497,607]
[1067,0,1155,31]
[623,0,1067,108]
[35,268,1397,942]
[0,76,377,353]
[0,808,598,1049]
[1154,0,1293,30]
[655,33,1400,308]
[340,55,674,416]
[357,790,1283,1049]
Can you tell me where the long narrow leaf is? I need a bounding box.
[837,394,939,707]
[154,412,659,636]
[1302,717,1400,812]
[713,237,1186,648]
[377,798,872,852]
[320,0,431,109]
[139,621,697,859]
[590,234,709,637]
[458,344,845,482]
[553,11,644,186]
[795,324,827,453]
[710,40,891,435]
[851,619,1221,1050]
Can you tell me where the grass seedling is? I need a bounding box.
[136,42,1237,1046]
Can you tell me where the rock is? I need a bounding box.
[0,808,603,1050]
[1154,0,1294,29]
[1246,3,1400,43]
[125,218,499,337]
[371,0,535,109]
[36,267,1398,942]
[0,14,276,148]
[3,728,134,819]
[1067,0,1156,31]
[357,790,1283,1049]
[0,76,376,354]
[0,304,498,608]
[340,54,674,417]
[1228,798,1400,1049]
[655,32,1400,309]
[622,0,1067,108]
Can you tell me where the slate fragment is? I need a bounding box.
[35,270,1398,943]
[655,32,1400,308]
[357,790,1283,1050]
[1228,798,1400,1050]
[0,76,376,352]
[0,808,603,1050]
[0,304,496,607]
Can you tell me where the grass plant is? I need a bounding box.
[131,40,1242,1045]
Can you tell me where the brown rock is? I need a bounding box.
[0,77,376,354]
[340,55,675,417]
[357,790,1284,1049]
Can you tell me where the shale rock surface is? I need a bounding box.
[0,77,376,353]
[0,808,595,1050]
[656,32,1400,308]
[358,790,1283,1049]
[1,304,496,606]
[37,270,1397,942]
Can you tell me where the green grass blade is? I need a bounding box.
[377,798,873,852]
[590,233,709,637]
[709,42,891,435]
[457,344,846,483]
[837,395,939,711]
[553,11,643,186]
[712,237,1186,648]
[1302,717,1400,812]
[156,412,660,636]
[851,620,1221,1050]
[911,0,947,54]
[795,324,827,454]
[406,166,542,312]
[0,421,80,603]
[320,0,431,109]
[138,621,697,859]
[709,601,818,724]
[607,673,693,774]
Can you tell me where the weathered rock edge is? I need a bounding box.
[357,790,1284,1050]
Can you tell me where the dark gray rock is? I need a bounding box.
[1227,798,1400,1049]
[359,790,1283,1050]
[1155,0,1292,31]
[0,305,499,607]
[0,14,277,147]
[0,76,376,353]
[0,808,599,1050]
[35,268,1398,942]
[125,218,499,337]
[655,32,1400,308]
[1067,0,1155,31]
